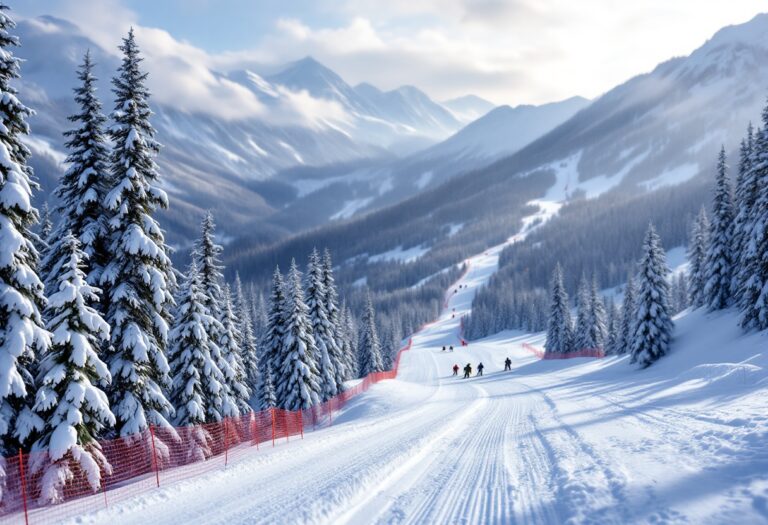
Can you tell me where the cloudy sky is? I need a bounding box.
[17,0,766,107]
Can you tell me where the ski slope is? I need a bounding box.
[73,204,768,525]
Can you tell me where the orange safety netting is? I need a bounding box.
[0,338,414,525]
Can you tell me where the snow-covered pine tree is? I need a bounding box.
[220,284,251,415]
[168,261,223,460]
[234,274,260,407]
[30,233,114,503]
[252,290,268,347]
[704,146,735,310]
[262,267,286,386]
[192,211,224,337]
[740,115,768,330]
[321,249,347,391]
[732,124,755,298]
[589,276,607,350]
[46,51,111,288]
[604,298,621,355]
[257,362,276,410]
[101,29,175,437]
[673,273,689,314]
[687,207,709,308]
[0,3,51,457]
[340,304,357,380]
[358,291,384,376]
[275,260,321,410]
[573,274,593,350]
[631,224,673,368]
[616,273,636,355]
[544,264,572,355]
[38,201,53,249]
[304,249,337,401]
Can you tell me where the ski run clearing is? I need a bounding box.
[72,202,767,525]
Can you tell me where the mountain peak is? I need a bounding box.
[704,12,768,49]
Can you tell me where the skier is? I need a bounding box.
[449,345,454,352]
[477,362,484,376]
[463,363,472,378]
[452,364,459,376]
[442,345,446,352]
[504,357,512,371]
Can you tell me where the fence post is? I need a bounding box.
[18,449,29,525]
[149,425,161,488]
[299,410,304,439]
[284,411,289,443]
[224,419,230,467]
[328,399,333,426]
[271,408,276,447]
[102,471,109,509]
[251,412,259,450]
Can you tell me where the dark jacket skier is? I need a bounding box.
[477,362,484,376]
[452,364,459,376]
[463,363,472,378]
[504,357,512,371]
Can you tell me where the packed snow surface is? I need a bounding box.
[73,205,767,525]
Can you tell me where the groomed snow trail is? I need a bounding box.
[74,202,768,525]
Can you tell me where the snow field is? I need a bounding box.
[72,201,767,524]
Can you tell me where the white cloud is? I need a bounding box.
[256,0,767,105]
[18,0,353,125]
[19,0,768,111]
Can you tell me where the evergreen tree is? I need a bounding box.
[262,267,286,385]
[257,362,276,410]
[604,299,621,356]
[631,224,673,368]
[30,233,114,504]
[732,124,755,297]
[617,272,636,355]
[544,264,572,355]
[358,291,384,376]
[253,292,268,347]
[305,249,337,401]
[220,284,251,415]
[740,105,768,330]
[168,262,223,460]
[704,147,735,310]
[234,274,260,407]
[276,260,321,410]
[573,274,593,350]
[0,3,51,456]
[589,276,607,349]
[676,273,689,314]
[101,29,175,437]
[45,51,111,287]
[38,201,53,249]
[321,249,347,391]
[192,211,224,337]
[687,207,709,308]
[340,304,358,380]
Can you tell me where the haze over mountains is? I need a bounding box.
[17,10,768,267]
[228,12,768,288]
[17,14,591,247]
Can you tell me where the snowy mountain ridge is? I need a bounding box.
[15,15,483,244]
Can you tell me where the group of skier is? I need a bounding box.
[450,357,512,378]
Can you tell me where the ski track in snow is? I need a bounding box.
[72,201,768,525]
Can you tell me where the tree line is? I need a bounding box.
[0,9,389,505]
[467,98,768,367]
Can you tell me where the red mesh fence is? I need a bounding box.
[522,342,605,360]
[1,337,414,525]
